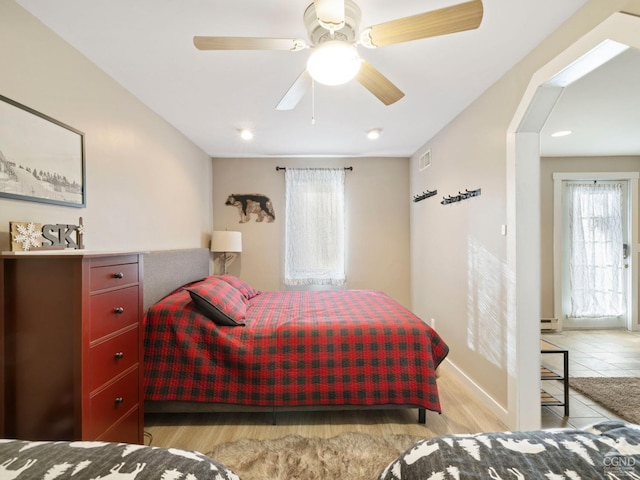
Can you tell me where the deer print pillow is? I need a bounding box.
[0,439,239,480]
[379,421,640,480]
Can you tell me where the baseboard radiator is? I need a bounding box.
[541,317,559,332]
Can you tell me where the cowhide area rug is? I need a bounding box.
[206,432,424,480]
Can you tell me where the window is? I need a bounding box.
[284,168,345,286]
[567,182,625,318]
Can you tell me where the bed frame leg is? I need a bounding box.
[272,411,277,425]
[418,408,426,424]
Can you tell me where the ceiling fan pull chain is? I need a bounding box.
[311,79,316,125]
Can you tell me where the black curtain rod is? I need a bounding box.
[276,166,353,171]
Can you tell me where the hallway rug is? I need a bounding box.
[569,377,640,424]
[206,432,424,480]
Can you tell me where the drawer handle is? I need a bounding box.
[115,397,124,405]
[114,307,125,315]
[113,272,124,279]
[114,352,124,360]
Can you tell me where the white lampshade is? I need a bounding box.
[307,41,361,86]
[211,231,242,253]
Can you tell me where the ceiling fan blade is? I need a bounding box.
[276,70,312,110]
[193,36,305,51]
[356,61,404,106]
[365,0,483,47]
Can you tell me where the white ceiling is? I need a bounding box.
[540,47,640,157]
[17,0,604,159]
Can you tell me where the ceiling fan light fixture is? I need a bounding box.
[307,41,361,86]
[314,0,346,32]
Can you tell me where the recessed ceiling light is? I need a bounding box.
[367,128,381,140]
[551,130,573,138]
[239,129,254,141]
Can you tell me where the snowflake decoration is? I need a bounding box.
[13,222,42,251]
[77,224,85,235]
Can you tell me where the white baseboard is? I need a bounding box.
[440,358,509,426]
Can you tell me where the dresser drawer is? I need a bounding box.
[90,286,139,341]
[90,328,139,392]
[91,262,139,292]
[96,408,141,444]
[88,368,139,439]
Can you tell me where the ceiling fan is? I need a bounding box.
[193,0,483,110]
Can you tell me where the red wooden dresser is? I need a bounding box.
[1,251,144,443]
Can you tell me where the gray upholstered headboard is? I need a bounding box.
[143,248,210,311]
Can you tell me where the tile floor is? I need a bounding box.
[540,329,640,428]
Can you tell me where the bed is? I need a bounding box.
[142,249,448,423]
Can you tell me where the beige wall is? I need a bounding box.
[0,2,212,252]
[212,157,411,307]
[410,91,511,407]
[409,0,640,416]
[540,156,640,318]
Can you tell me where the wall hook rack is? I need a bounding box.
[441,188,481,205]
[413,189,437,203]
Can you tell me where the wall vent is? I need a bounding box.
[419,149,431,171]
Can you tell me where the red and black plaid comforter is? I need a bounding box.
[144,287,448,412]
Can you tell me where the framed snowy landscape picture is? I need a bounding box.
[0,94,85,208]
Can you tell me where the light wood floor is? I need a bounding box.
[144,366,507,452]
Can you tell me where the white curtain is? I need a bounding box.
[285,168,345,286]
[568,182,625,318]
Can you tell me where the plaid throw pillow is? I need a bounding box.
[219,274,261,300]
[187,278,246,326]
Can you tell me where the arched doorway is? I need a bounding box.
[507,12,640,429]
